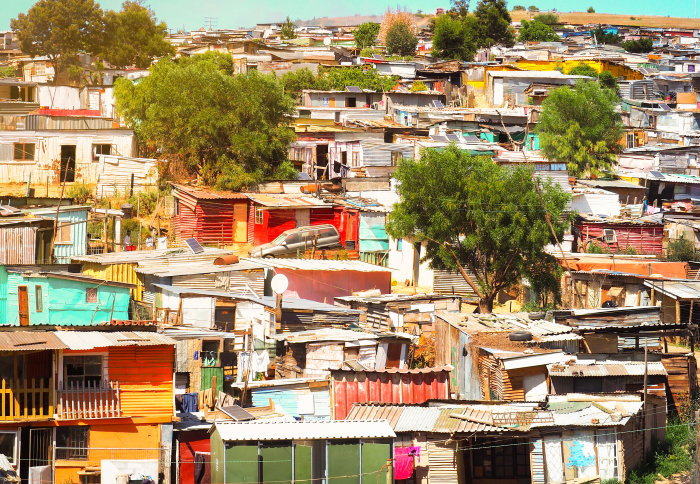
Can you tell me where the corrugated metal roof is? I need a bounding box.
[346,404,406,428]
[54,331,175,350]
[0,332,68,351]
[246,257,392,272]
[172,184,249,200]
[213,420,395,441]
[644,280,700,300]
[548,360,667,377]
[136,260,264,277]
[246,194,330,208]
[394,406,442,432]
[72,247,231,264]
[277,328,379,344]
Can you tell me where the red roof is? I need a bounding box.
[35,108,101,117]
[172,183,249,200]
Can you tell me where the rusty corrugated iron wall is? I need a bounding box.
[576,222,664,255]
[0,225,37,264]
[332,367,451,419]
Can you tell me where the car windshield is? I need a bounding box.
[272,233,288,245]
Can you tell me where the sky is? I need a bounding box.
[1,0,699,31]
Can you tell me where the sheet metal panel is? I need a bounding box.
[0,225,36,264]
[214,420,395,441]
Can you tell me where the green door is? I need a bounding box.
[201,367,224,395]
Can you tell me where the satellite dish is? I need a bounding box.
[271,274,289,295]
[323,37,331,46]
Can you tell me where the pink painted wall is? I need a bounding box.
[276,269,391,304]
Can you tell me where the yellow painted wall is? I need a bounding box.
[79,261,143,301]
[516,59,644,80]
[55,422,161,484]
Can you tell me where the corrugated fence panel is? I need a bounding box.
[427,440,458,484]
[433,269,478,297]
[106,345,174,418]
[0,226,36,264]
[531,438,545,484]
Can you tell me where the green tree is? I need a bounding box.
[537,81,623,178]
[533,13,559,25]
[114,52,296,190]
[101,1,173,69]
[386,146,571,313]
[280,68,328,101]
[667,237,696,262]
[513,5,526,11]
[319,66,397,91]
[280,16,297,39]
[11,0,104,83]
[517,20,560,42]
[353,22,380,49]
[598,70,618,90]
[587,6,595,13]
[528,5,540,12]
[448,0,471,19]
[385,23,418,56]
[0,66,16,78]
[411,80,428,91]
[432,14,479,60]
[475,0,515,47]
[621,38,654,53]
[568,62,599,77]
[591,26,620,45]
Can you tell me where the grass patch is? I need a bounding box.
[627,418,695,484]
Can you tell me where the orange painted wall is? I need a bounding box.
[55,422,161,484]
[63,344,175,419]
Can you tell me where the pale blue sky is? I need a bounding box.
[2,0,699,31]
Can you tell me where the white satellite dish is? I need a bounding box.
[323,37,331,46]
[271,274,289,295]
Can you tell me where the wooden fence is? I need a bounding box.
[57,380,121,419]
[0,377,53,421]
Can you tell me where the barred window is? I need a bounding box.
[56,426,89,460]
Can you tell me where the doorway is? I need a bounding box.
[17,286,29,326]
[60,145,76,183]
[315,145,328,180]
[20,427,52,484]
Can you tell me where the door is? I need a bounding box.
[523,372,548,401]
[232,203,248,242]
[22,427,52,484]
[17,286,29,327]
[60,145,76,183]
[295,209,310,228]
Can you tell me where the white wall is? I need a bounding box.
[37,85,81,109]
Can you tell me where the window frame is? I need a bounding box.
[56,426,89,461]
[91,143,111,162]
[0,431,18,465]
[13,143,35,161]
[85,287,98,304]
[35,285,43,312]
[54,221,73,245]
[62,354,105,388]
[255,207,264,225]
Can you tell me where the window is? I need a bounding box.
[85,287,97,303]
[92,144,111,162]
[35,285,43,312]
[397,238,403,251]
[471,438,530,479]
[0,432,17,464]
[13,143,34,161]
[64,355,102,387]
[391,151,403,166]
[35,62,46,76]
[55,222,72,244]
[255,207,264,225]
[56,426,89,460]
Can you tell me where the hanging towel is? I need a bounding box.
[394,447,414,480]
[181,392,198,413]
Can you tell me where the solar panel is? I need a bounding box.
[446,134,461,142]
[372,54,385,60]
[432,100,445,108]
[184,237,205,254]
[430,135,450,142]
[345,85,363,93]
[650,171,664,178]
[659,103,671,111]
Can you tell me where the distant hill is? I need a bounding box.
[511,10,700,29]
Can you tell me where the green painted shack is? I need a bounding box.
[0,266,132,326]
[209,420,395,483]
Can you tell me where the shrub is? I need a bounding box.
[533,13,559,25]
[127,190,160,216]
[587,6,595,13]
[66,184,92,204]
[513,5,526,11]
[667,237,695,262]
[411,80,428,91]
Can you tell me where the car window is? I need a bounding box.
[285,233,302,245]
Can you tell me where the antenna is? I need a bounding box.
[204,16,217,31]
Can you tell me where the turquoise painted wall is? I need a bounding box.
[31,208,88,264]
[2,271,129,326]
[0,266,7,326]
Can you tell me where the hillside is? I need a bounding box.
[511,10,700,29]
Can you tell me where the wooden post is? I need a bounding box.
[385,458,393,484]
[676,299,682,344]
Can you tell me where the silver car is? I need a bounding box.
[250,224,341,257]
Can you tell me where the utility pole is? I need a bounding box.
[204,17,217,31]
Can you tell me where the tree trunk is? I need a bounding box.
[478,295,495,314]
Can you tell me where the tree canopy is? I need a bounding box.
[447,0,471,18]
[280,66,397,98]
[537,81,623,178]
[114,52,296,190]
[590,26,620,45]
[101,1,173,69]
[353,22,380,49]
[385,23,418,56]
[12,0,173,80]
[474,0,515,47]
[280,16,297,39]
[11,0,104,81]
[621,38,654,53]
[517,20,560,42]
[387,146,571,312]
[567,63,598,77]
[431,14,479,60]
[533,13,559,25]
